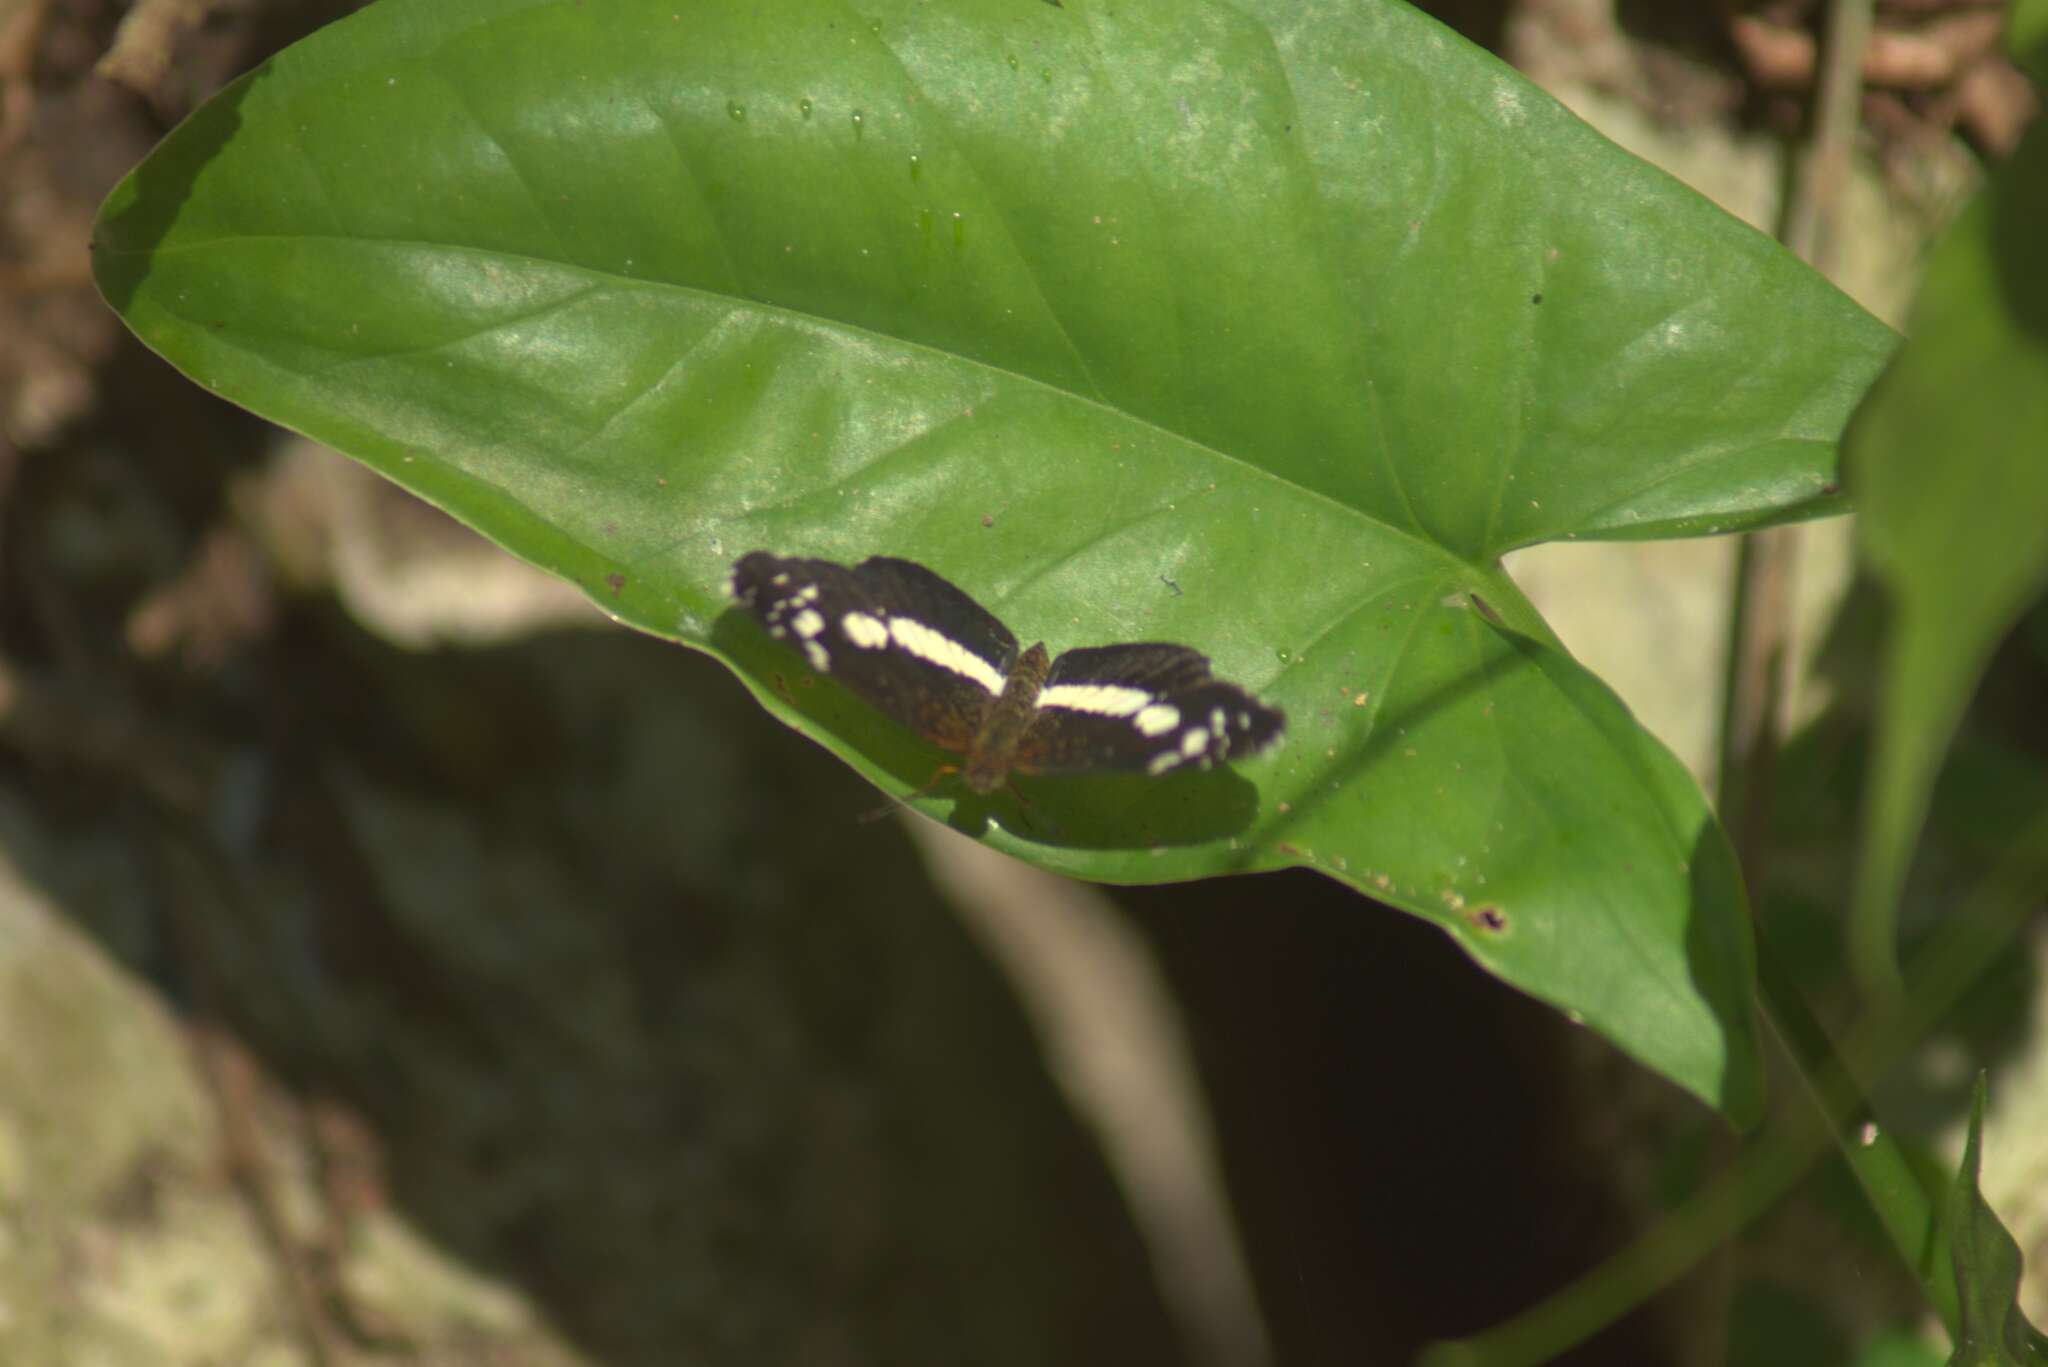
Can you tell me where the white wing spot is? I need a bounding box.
[1041,683,1153,717]
[1209,707,1228,736]
[1236,711,1251,729]
[842,611,889,649]
[1147,751,1182,776]
[888,616,1005,695]
[770,572,789,586]
[804,640,829,672]
[791,608,825,638]
[1180,728,1209,757]
[795,584,821,604]
[1132,703,1181,736]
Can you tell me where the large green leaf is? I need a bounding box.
[93,0,1896,1120]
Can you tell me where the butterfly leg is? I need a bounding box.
[857,763,963,823]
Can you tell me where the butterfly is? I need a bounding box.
[732,551,1285,792]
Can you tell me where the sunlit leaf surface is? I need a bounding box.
[95,0,1899,1119]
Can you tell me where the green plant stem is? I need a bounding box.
[1722,0,1874,892]
[1752,926,1954,1331]
[1828,803,2048,1332]
[1801,0,1911,1012]
[1413,1090,1828,1367]
[1416,804,2048,1367]
[1717,526,1799,888]
[1850,647,1946,1012]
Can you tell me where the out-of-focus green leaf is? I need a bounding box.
[1844,118,2048,1001]
[1945,1076,2048,1366]
[93,0,1898,1119]
[2010,0,2048,82]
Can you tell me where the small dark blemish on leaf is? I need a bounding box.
[1820,481,1840,495]
[1531,293,1542,305]
[1468,593,1505,627]
[981,513,995,527]
[1468,906,1507,932]
[1160,574,1181,597]
[604,573,626,596]
[1276,841,1304,858]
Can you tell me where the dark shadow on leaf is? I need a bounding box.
[1485,621,1762,1124]
[1249,598,1762,1121]
[1247,599,1519,862]
[92,62,267,314]
[997,765,1263,851]
[1687,814,1764,1126]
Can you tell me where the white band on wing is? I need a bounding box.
[887,615,1007,696]
[1037,682,1153,717]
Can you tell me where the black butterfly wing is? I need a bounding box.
[852,557,1020,667]
[1019,643,1285,777]
[731,552,1018,754]
[1046,643,1218,695]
